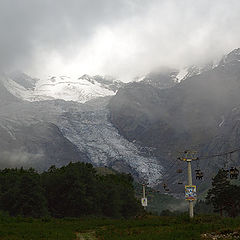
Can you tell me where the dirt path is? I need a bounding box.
[76,231,97,240]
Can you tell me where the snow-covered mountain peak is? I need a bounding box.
[3,73,125,103]
[176,62,219,82]
[133,63,219,89]
[220,48,240,66]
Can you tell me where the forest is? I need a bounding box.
[0,162,141,218]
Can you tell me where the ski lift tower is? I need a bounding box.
[178,150,198,218]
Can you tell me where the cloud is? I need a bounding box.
[0,0,240,81]
[0,149,44,169]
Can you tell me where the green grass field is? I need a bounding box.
[1,213,240,240]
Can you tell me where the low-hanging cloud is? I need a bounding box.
[0,149,44,169]
[1,0,240,81]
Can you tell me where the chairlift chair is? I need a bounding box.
[234,167,239,179]
[195,169,203,180]
[230,167,235,179]
[195,169,200,174]
[198,171,203,180]
[229,167,239,179]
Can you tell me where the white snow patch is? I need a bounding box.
[176,68,188,82]
[3,75,116,103]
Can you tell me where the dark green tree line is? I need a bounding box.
[0,162,141,218]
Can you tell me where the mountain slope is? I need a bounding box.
[109,48,240,153]
[0,119,89,170]
[108,48,240,192]
[0,75,20,106]
[0,93,163,184]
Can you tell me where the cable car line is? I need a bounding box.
[199,147,240,159]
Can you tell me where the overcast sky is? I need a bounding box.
[1,0,240,81]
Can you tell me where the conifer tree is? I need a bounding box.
[206,169,240,217]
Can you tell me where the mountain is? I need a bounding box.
[109,48,240,191]
[0,74,90,170]
[110,48,240,148]
[1,48,240,191]
[134,62,218,89]
[3,73,125,103]
[0,74,162,184]
[136,69,178,89]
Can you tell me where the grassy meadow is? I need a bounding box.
[1,214,240,240]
